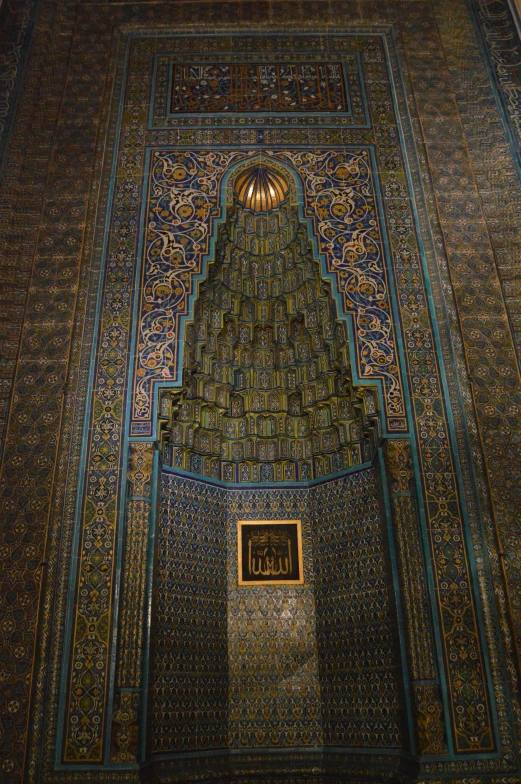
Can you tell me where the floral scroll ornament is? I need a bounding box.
[279,150,404,421]
[135,149,404,428]
[134,150,240,423]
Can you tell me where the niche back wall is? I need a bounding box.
[154,466,402,754]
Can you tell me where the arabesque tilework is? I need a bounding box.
[0,1,521,783]
[136,147,403,434]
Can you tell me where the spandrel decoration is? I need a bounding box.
[159,161,381,483]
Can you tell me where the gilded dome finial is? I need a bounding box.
[234,164,289,213]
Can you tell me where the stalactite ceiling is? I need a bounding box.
[160,164,380,483]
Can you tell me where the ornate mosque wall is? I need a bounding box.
[0,0,521,782]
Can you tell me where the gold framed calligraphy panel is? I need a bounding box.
[238,520,304,586]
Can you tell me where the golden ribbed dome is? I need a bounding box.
[234,165,289,212]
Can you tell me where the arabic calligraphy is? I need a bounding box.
[170,63,348,114]
[238,520,303,585]
[248,530,292,578]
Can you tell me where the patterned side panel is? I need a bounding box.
[117,441,155,688]
[383,439,446,755]
[0,0,104,777]
[312,468,402,748]
[358,35,495,752]
[414,684,446,757]
[110,691,140,765]
[226,488,322,749]
[383,440,433,680]
[153,474,229,752]
[443,0,521,358]
[391,497,434,681]
[0,0,40,457]
[126,441,154,500]
[117,500,150,689]
[62,29,151,760]
[399,7,521,740]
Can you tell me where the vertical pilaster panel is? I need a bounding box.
[111,442,154,763]
[384,439,446,755]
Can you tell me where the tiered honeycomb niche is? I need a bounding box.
[160,164,380,483]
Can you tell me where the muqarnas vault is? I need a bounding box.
[160,163,380,483]
[149,163,414,781]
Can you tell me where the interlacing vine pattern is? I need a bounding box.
[135,151,240,424]
[135,148,404,433]
[279,150,405,426]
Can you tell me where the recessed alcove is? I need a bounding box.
[146,164,412,782]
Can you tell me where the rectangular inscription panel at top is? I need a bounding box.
[171,62,349,114]
[151,52,368,129]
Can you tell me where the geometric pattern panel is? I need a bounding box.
[153,474,229,751]
[312,469,403,747]
[225,486,323,749]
